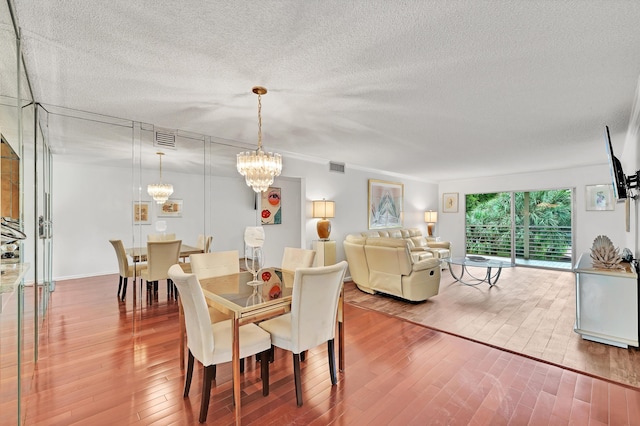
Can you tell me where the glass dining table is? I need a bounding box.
[180,269,345,426]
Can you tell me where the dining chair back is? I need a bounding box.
[148,233,176,242]
[189,250,239,280]
[280,247,316,287]
[168,264,271,423]
[109,239,146,301]
[258,260,348,406]
[196,234,213,253]
[140,240,181,299]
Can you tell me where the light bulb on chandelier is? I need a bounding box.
[148,152,173,204]
[237,86,282,193]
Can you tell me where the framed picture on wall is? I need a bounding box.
[585,184,614,211]
[368,179,404,229]
[261,187,282,225]
[158,199,183,217]
[133,201,151,225]
[442,193,459,213]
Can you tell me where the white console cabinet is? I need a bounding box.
[574,252,639,348]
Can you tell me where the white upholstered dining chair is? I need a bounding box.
[258,261,348,406]
[196,234,213,253]
[167,264,271,423]
[139,240,181,302]
[189,250,239,280]
[280,247,316,287]
[148,233,176,242]
[109,239,146,301]
[182,250,239,368]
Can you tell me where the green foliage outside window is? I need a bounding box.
[466,190,572,261]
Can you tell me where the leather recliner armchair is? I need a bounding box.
[343,234,441,302]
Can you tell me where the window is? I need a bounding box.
[466,189,573,269]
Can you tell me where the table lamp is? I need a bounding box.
[424,210,438,237]
[312,199,335,240]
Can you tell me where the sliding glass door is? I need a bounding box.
[466,189,574,269]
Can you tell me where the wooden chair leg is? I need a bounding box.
[121,277,128,301]
[117,276,123,298]
[301,350,307,362]
[260,349,270,396]
[293,353,303,406]
[199,365,215,423]
[240,358,245,373]
[184,350,194,397]
[327,339,337,385]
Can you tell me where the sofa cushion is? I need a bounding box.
[407,228,422,237]
[388,230,403,238]
[361,231,380,238]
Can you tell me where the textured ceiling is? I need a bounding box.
[9,0,640,181]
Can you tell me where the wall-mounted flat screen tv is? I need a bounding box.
[605,125,628,202]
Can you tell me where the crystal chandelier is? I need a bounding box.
[237,86,282,193]
[147,152,173,204]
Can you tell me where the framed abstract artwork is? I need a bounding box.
[158,199,183,217]
[442,193,459,213]
[368,179,403,229]
[261,187,282,225]
[133,201,151,225]
[585,184,614,211]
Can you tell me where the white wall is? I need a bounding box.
[281,157,439,263]
[52,158,304,279]
[438,164,628,262]
[52,155,438,280]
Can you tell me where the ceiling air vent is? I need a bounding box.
[154,128,176,150]
[329,161,345,173]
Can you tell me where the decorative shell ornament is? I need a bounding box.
[590,235,624,270]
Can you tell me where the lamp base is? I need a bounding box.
[317,219,332,240]
[427,223,435,237]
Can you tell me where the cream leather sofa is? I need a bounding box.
[361,228,451,260]
[343,233,441,302]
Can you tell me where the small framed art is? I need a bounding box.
[159,199,183,217]
[442,193,459,213]
[261,187,282,225]
[133,201,151,225]
[585,184,614,211]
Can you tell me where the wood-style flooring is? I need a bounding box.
[346,265,640,390]
[19,274,640,425]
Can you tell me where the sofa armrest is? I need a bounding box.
[412,258,440,272]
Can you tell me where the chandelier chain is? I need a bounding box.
[257,93,263,150]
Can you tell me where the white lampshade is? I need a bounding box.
[424,211,438,223]
[312,199,335,219]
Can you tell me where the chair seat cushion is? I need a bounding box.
[201,320,271,366]
[258,313,294,352]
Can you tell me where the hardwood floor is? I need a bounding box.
[21,273,640,425]
[346,265,640,390]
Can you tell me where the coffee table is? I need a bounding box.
[442,256,513,287]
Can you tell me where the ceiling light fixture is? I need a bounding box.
[237,86,282,193]
[147,152,173,204]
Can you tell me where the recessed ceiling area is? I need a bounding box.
[10,1,640,181]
